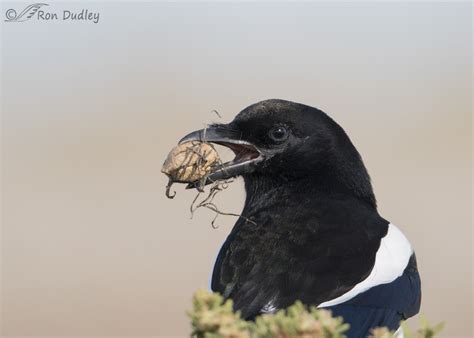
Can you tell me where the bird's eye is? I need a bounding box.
[268,126,289,143]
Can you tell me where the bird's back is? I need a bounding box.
[211,186,421,337]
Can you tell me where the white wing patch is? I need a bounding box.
[318,223,413,308]
[261,299,278,314]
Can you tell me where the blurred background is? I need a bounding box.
[1,1,472,337]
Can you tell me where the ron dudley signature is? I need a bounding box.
[5,3,100,23]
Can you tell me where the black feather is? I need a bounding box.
[208,99,420,335]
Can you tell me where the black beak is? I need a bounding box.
[179,124,264,188]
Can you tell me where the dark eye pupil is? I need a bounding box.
[271,126,287,140]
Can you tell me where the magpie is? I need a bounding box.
[179,99,421,338]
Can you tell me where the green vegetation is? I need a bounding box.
[189,290,443,338]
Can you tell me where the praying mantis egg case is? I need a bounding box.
[161,141,219,183]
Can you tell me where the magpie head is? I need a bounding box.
[180,99,376,207]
